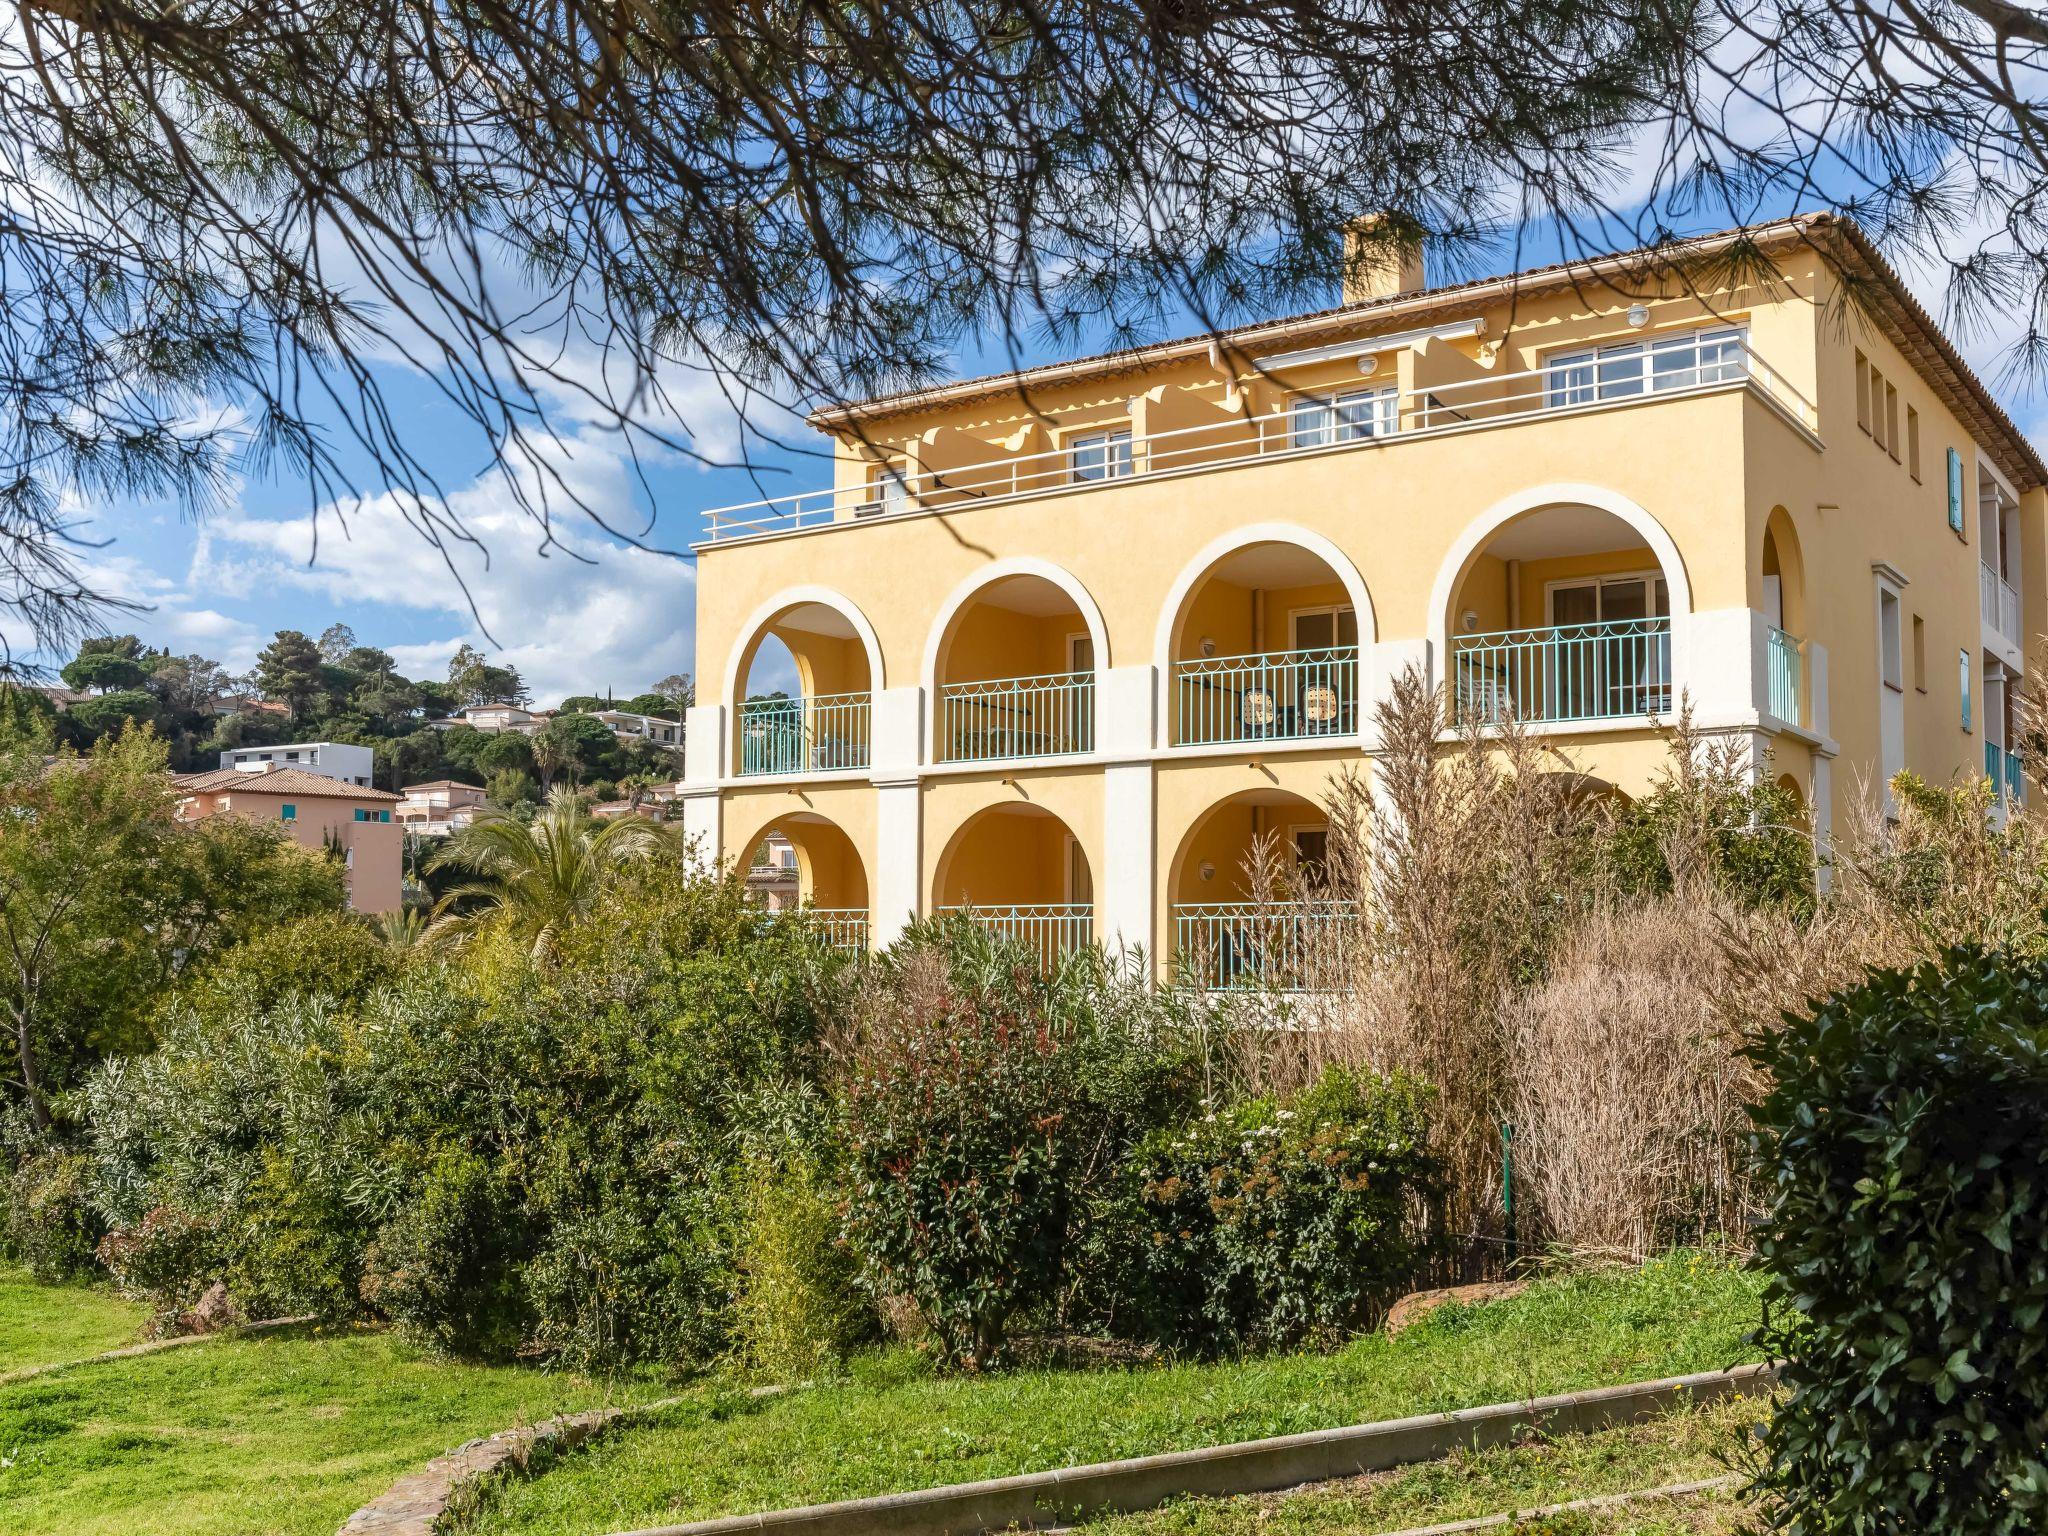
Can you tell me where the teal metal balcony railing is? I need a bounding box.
[1173,902,1359,991]
[1767,626,1802,726]
[1451,618,1672,727]
[1991,744,2027,807]
[805,907,870,951]
[736,692,872,775]
[1172,647,1359,746]
[937,671,1094,762]
[938,904,1095,967]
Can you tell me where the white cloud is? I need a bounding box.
[186,428,697,705]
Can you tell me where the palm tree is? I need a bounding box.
[529,729,572,792]
[424,786,679,957]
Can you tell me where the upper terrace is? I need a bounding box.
[699,328,1819,546]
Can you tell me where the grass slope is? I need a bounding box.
[0,1268,147,1377]
[1076,1395,1756,1532]
[467,1253,1762,1536]
[0,1325,662,1536]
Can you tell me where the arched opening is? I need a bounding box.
[1443,504,1681,728]
[729,596,878,777]
[1167,788,1348,991]
[1762,508,1809,728]
[933,802,1095,963]
[929,570,1102,763]
[736,812,871,949]
[1163,540,1364,746]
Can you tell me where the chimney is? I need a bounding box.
[1341,215,1425,305]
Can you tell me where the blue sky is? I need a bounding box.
[53,208,2048,708]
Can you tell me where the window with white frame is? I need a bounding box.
[1546,326,1747,408]
[864,460,911,516]
[1289,386,1398,448]
[1879,587,1903,691]
[1068,428,1133,482]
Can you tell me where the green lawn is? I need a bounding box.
[466,1252,1764,1536]
[1075,1395,1756,1533]
[0,1268,147,1377]
[0,1322,665,1536]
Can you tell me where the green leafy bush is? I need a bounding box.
[84,868,842,1370]
[1114,1066,1440,1353]
[836,921,1210,1369]
[4,1148,104,1281]
[1745,947,2048,1531]
[730,1154,871,1381]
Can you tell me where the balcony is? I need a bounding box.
[1981,562,2022,649]
[1767,626,1803,726]
[699,339,1817,545]
[939,903,1095,967]
[1987,742,2027,807]
[805,907,870,951]
[936,671,1094,763]
[736,692,873,776]
[1450,618,1672,728]
[1172,648,1359,746]
[1173,902,1358,992]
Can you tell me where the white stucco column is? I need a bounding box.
[1361,637,1430,749]
[1674,607,1766,728]
[1092,665,1157,970]
[868,685,925,947]
[871,778,922,948]
[678,704,726,874]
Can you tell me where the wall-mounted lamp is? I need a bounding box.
[1200,636,1217,657]
[1462,610,1480,632]
[1199,861,1216,882]
[1356,354,1380,378]
[1626,303,1650,328]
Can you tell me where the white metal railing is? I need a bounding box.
[805,907,869,950]
[1173,648,1359,745]
[938,904,1095,967]
[1451,618,1673,727]
[1173,902,1360,991]
[1982,563,2022,646]
[701,340,1816,543]
[937,671,1094,762]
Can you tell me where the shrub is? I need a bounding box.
[1745,947,2048,1532]
[362,1147,529,1357]
[730,1154,870,1381]
[171,911,395,1021]
[4,1148,104,1281]
[834,923,1207,1369]
[95,1206,221,1324]
[1114,1066,1439,1353]
[838,979,1076,1370]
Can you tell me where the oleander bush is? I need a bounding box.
[833,920,1214,1369]
[1745,946,2048,1532]
[2,1147,103,1282]
[1113,1065,1440,1353]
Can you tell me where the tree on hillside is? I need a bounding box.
[425,787,679,958]
[317,624,358,664]
[649,676,695,713]
[535,713,626,788]
[256,631,327,719]
[0,725,344,1131]
[1,0,2045,673]
[59,650,146,695]
[447,645,527,709]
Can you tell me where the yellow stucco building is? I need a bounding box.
[679,213,2046,979]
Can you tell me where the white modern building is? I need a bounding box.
[219,741,376,787]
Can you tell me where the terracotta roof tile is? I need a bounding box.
[172,768,402,801]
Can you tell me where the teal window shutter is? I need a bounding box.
[1948,447,1965,533]
[281,803,296,822]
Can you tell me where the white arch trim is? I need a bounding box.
[1425,484,1693,661]
[1151,523,1379,672]
[918,557,1113,701]
[720,585,887,708]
